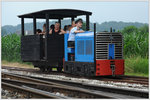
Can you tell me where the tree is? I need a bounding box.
[82,22,86,30]
[122,26,138,35]
[138,24,149,35]
[1,28,7,36]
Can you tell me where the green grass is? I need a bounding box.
[125,55,149,77]
[125,72,148,77]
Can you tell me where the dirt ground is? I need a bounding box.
[1,60,34,69]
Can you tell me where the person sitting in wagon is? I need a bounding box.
[49,22,66,35]
[67,21,76,34]
[54,22,61,34]
[49,22,61,34]
[72,21,76,27]
[42,24,46,34]
[63,25,72,34]
[68,18,85,47]
[36,29,42,34]
[49,24,55,34]
[36,24,46,35]
[67,25,72,33]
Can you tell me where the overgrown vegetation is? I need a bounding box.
[2,34,32,65]
[121,25,149,76]
[2,34,21,62]
[125,56,148,77]
[121,25,148,58]
[1,25,149,76]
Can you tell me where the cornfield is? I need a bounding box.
[2,34,21,62]
[121,25,149,58]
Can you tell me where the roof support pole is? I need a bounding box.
[58,19,61,29]
[45,13,49,60]
[71,17,75,25]
[33,16,36,35]
[71,17,75,23]
[21,18,24,36]
[94,23,96,73]
[46,14,49,35]
[71,17,75,22]
[86,15,90,31]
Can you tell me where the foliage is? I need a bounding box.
[1,28,7,36]
[2,34,21,62]
[82,23,86,30]
[121,25,149,58]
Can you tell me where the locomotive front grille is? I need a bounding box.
[96,32,123,60]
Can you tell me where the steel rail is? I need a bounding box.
[2,72,115,99]
[2,66,148,80]
[2,78,115,98]
[2,82,66,99]
[28,75,149,98]
[2,78,140,99]
[2,66,148,81]
[2,72,148,98]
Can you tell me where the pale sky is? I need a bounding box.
[2,1,149,26]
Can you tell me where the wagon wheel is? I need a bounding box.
[40,67,45,72]
[57,67,62,72]
[47,67,52,73]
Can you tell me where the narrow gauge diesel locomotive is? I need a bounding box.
[18,9,124,76]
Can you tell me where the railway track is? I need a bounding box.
[2,66,149,85]
[2,82,67,99]
[2,72,149,99]
[2,72,116,99]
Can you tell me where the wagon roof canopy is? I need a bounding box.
[18,9,92,19]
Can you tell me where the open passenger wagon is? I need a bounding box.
[18,9,92,72]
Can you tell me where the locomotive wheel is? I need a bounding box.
[57,67,62,72]
[40,67,45,72]
[47,67,52,73]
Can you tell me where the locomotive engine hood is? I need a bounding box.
[76,31,94,38]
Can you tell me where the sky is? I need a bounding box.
[2,1,149,26]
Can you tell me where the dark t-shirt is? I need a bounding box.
[53,29,61,35]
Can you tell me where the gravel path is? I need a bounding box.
[1,89,29,99]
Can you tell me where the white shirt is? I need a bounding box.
[68,27,82,41]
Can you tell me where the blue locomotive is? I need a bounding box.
[64,31,124,76]
[18,9,124,76]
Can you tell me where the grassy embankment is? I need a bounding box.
[125,56,148,77]
[1,25,149,77]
